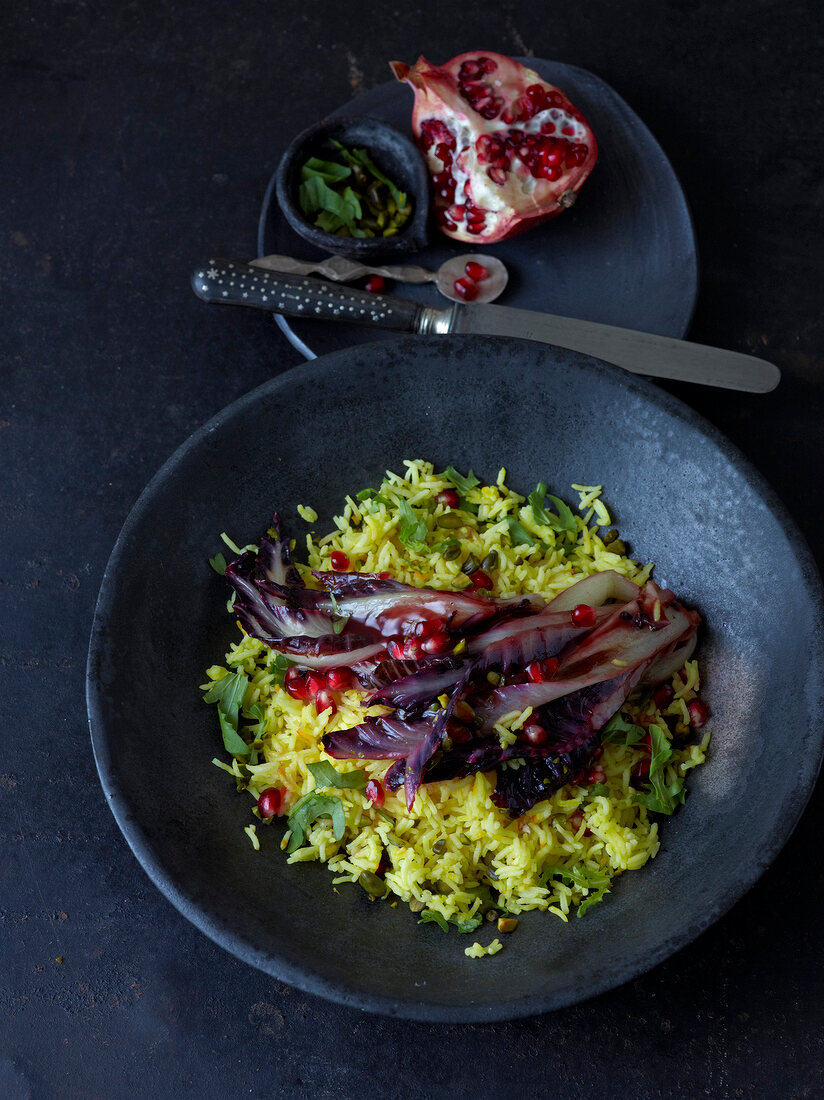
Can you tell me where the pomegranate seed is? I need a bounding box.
[571,604,597,628]
[468,568,493,590]
[378,571,392,580]
[315,688,336,715]
[388,641,405,660]
[584,765,606,785]
[326,667,352,691]
[568,809,584,831]
[421,632,452,655]
[284,667,309,700]
[414,618,441,638]
[459,59,482,79]
[365,276,385,293]
[305,673,326,698]
[526,661,546,683]
[487,166,507,185]
[329,550,349,570]
[257,787,283,818]
[633,758,651,781]
[466,222,485,235]
[478,56,497,73]
[479,101,501,120]
[465,261,490,282]
[653,683,675,709]
[688,698,711,728]
[437,488,460,509]
[365,779,385,807]
[447,203,466,222]
[434,142,453,166]
[402,637,422,659]
[561,124,575,136]
[523,723,547,745]
[453,277,479,301]
[447,721,473,744]
[542,656,559,677]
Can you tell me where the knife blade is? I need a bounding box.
[191,259,780,393]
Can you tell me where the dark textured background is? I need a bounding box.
[2,1,822,1096]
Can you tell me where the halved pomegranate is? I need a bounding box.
[390,52,598,243]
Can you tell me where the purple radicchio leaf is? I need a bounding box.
[322,714,432,760]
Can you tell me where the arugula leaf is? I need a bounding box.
[577,886,610,917]
[635,774,686,815]
[243,701,268,740]
[307,761,367,791]
[418,910,449,933]
[268,653,295,688]
[203,671,248,718]
[600,712,646,746]
[451,916,484,933]
[505,517,537,547]
[442,466,480,495]
[209,552,227,575]
[590,782,611,797]
[286,793,346,853]
[543,863,612,917]
[547,495,578,534]
[431,537,460,555]
[528,482,550,525]
[216,707,249,756]
[397,499,428,550]
[647,723,673,777]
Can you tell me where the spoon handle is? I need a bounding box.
[251,253,437,285]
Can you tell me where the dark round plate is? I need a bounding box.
[258,60,699,359]
[87,336,824,1022]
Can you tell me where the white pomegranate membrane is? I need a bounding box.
[392,52,598,244]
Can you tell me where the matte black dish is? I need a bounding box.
[259,60,699,359]
[275,116,430,259]
[87,336,824,1022]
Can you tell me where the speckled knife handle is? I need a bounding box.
[191,258,424,332]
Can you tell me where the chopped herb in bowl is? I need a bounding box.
[298,140,413,239]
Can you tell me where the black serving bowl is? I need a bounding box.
[87,335,824,1022]
[274,116,430,259]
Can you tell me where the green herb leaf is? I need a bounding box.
[268,653,296,688]
[577,886,610,917]
[300,156,351,183]
[600,712,647,745]
[442,466,480,495]
[451,916,484,933]
[431,537,460,554]
[546,495,578,534]
[397,499,428,550]
[505,516,537,546]
[635,774,687,816]
[418,910,449,933]
[203,671,248,717]
[217,706,249,756]
[543,863,612,891]
[589,782,611,797]
[209,552,227,575]
[528,482,550,525]
[307,761,367,791]
[286,793,346,853]
[647,723,673,777]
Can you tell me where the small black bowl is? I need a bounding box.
[275,116,430,259]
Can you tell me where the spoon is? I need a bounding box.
[251,251,509,304]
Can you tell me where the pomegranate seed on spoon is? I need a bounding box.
[464,260,490,281]
[364,275,386,293]
[453,276,479,301]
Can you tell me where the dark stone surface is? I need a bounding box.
[2,1,823,1096]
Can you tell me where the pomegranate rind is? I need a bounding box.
[391,51,598,244]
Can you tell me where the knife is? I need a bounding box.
[191,259,780,393]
